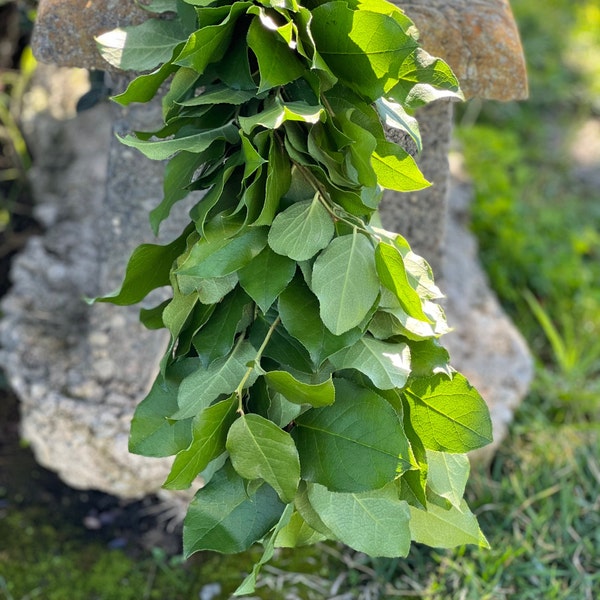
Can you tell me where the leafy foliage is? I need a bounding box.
[95,0,490,593]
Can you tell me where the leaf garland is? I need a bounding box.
[95,0,491,594]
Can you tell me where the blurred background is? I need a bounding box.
[0,0,599,598]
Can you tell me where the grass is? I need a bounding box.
[1,0,599,598]
[456,0,600,420]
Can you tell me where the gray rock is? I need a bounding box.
[380,100,453,274]
[442,176,533,462]
[0,69,180,498]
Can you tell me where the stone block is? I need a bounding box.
[32,0,151,70]
[32,0,528,100]
[396,0,528,101]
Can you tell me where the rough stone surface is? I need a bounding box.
[396,0,528,100]
[0,69,191,498]
[32,0,151,70]
[380,100,453,274]
[33,0,528,101]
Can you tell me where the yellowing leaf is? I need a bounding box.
[409,499,490,549]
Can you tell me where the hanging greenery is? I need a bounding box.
[95,0,491,594]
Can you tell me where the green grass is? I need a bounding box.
[456,0,600,421]
[2,421,598,599]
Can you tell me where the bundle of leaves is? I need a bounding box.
[96,0,492,594]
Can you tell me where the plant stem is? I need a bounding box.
[293,160,371,234]
[235,316,281,414]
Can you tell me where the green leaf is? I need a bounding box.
[240,132,267,179]
[407,339,452,378]
[227,414,301,503]
[278,277,361,366]
[177,84,257,106]
[400,391,428,508]
[375,241,431,323]
[310,2,418,101]
[118,121,239,161]
[161,285,198,360]
[293,480,336,538]
[234,504,294,596]
[150,151,205,235]
[92,226,191,306]
[173,340,259,420]
[197,454,227,488]
[267,393,303,428]
[238,247,296,313]
[399,471,426,510]
[192,286,252,366]
[294,7,338,89]
[249,313,314,373]
[247,16,305,93]
[294,378,410,492]
[402,374,493,453]
[141,0,178,12]
[402,247,444,300]
[329,336,411,390]
[426,449,470,508]
[372,140,430,192]
[180,272,238,303]
[238,98,324,134]
[162,66,200,118]
[391,47,463,109]
[184,0,225,6]
[409,499,490,549]
[307,483,411,557]
[283,122,312,165]
[188,156,243,236]
[240,165,267,223]
[352,0,415,29]
[171,301,216,361]
[274,511,327,548]
[253,135,292,226]
[268,198,334,261]
[218,32,257,90]
[339,111,378,187]
[139,299,169,330]
[312,231,379,335]
[325,84,385,141]
[129,360,197,457]
[375,97,422,153]
[369,301,449,341]
[307,123,350,187]
[174,3,251,73]
[96,19,188,71]
[111,60,178,106]
[163,395,238,489]
[264,370,335,407]
[183,462,285,556]
[176,227,268,280]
